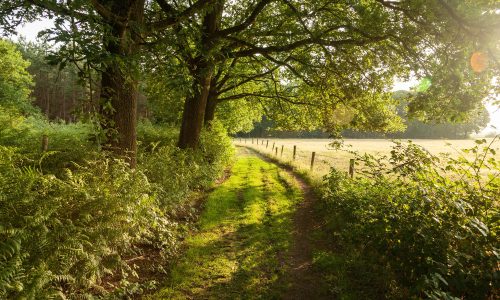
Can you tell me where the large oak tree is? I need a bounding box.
[147,0,498,147]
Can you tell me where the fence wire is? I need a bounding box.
[234,138,357,178]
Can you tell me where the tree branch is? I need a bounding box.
[218,91,317,107]
[147,0,214,32]
[89,0,127,26]
[27,0,95,23]
[225,34,389,58]
[217,65,279,95]
[212,0,274,38]
[215,57,239,89]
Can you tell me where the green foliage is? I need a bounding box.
[140,120,234,209]
[0,39,33,113]
[198,120,235,184]
[0,149,156,298]
[149,0,498,135]
[216,99,263,134]
[317,139,499,298]
[16,38,92,122]
[0,116,234,298]
[0,107,98,174]
[137,119,179,150]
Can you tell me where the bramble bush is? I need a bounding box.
[316,138,499,299]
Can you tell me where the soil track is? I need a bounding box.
[245,147,329,299]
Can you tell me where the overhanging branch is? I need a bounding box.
[212,0,274,38]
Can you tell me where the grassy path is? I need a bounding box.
[152,148,324,299]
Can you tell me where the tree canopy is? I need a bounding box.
[144,0,499,142]
[1,0,498,159]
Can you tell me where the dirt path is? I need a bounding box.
[248,147,329,299]
[283,173,327,299]
[151,148,328,299]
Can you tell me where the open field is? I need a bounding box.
[235,138,500,178]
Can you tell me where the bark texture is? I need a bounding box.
[204,86,218,126]
[177,1,223,149]
[98,0,144,167]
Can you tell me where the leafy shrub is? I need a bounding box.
[318,139,499,299]
[0,107,98,174]
[137,119,178,151]
[0,117,234,298]
[140,120,234,209]
[0,146,181,298]
[197,120,234,186]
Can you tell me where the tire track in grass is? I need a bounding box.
[246,147,331,299]
[152,150,302,299]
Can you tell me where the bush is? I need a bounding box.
[0,147,176,298]
[318,139,499,299]
[0,107,98,174]
[0,119,234,298]
[137,119,178,151]
[140,120,234,209]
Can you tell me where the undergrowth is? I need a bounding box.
[0,108,234,298]
[316,139,499,299]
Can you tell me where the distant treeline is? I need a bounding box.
[243,91,490,139]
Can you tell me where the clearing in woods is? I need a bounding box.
[153,147,328,299]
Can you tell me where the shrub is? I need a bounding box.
[0,107,98,174]
[140,120,234,209]
[318,139,499,299]
[0,146,181,298]
[137,119,178,151]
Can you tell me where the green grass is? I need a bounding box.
[153,152,302,299]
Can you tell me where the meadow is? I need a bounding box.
[236,138,500,178]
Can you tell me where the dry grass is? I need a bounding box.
[235,138,500,178]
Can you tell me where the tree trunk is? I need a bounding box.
[178,74,212,149]
[177,1,223,149]
[100,64,138,166]
[204,87,218,126]
[97,0,144,167]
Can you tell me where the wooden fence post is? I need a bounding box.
[266,140,269,148]
[349,159,355,178]
[41,134,48,152]
[272,142,275,151]
[310,152,316,170]
[293,145,297,160]
[281,145,284,157]
[275,147,278,156]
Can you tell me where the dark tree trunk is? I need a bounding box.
[178,73,212,149]
[97,0,144,167]
[204,87,218,126]
[177,1,223,149]
[100,63,138,166]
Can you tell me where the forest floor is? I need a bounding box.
[151,147,330,299]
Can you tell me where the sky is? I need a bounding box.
[12,20,500,135]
